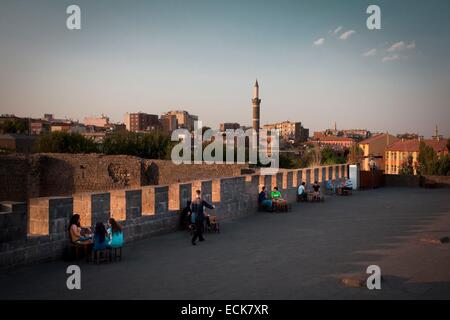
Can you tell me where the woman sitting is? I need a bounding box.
[68,214,92,244]
[93,222,111,251]
[107,218,124,248]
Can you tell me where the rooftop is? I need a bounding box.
[320,136,355,142]
[386,138,448,153]
[1,187,449,299]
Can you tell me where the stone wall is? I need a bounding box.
[143,159,248,185]
[383,174,421,187]
[0,202,27,243]
[0,155,30,201]
[0,154,248,201]
[421,175,450,188]
[0,164,348,270]
[383,174,450,188]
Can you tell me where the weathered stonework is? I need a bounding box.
[0,164,346,270]
[0,154,249,201]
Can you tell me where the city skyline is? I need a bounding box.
[1,0,450,136]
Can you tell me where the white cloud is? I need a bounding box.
[313,38,325,46]
[363,48,377,57]
[382,54,403,63]
[387,41,406,52]
[387,41,415,52]
[406,41,416,49]
[333,26,343,35]
[339,30,356,40]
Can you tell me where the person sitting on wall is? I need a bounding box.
[312,181,321,201]
[258,186,273,210]
[93,222,111,252]
[179,200,192,230]
[297,182,307,202]
[68,214,92,244]
[107,218,124,248]
[342,178,353,194]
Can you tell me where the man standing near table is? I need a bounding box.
[190,190,215,246]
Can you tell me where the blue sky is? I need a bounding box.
[0,0,449,136]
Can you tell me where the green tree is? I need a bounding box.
[0,120,28,134]
[279,152,301,169]
[35,131,98,153]
[102,130,174,159]
[399,155,414,175]
[320,146,348,165]
[418,142,438,175]
[435,155,450,176]
[347,145,362,165]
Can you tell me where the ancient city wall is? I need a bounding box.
[0,164,348,270]
[0,154,248,201]
[384,174,450,188]
[0,155,30,201]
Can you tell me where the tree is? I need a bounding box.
[0,120,28,134]
[417,142,450,176]
[436,155,450,176]
[279,152,301,169]
[399,155,414,175]
[35,131,98,153]
[102,130,174,159]
[320,146,347,165]
[347,145,362,165]
[418,142,437,175]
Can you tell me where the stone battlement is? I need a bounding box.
[0,164,348,270]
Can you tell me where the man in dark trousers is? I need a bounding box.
[190,189,215,246]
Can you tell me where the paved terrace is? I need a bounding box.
[0,187,449,299]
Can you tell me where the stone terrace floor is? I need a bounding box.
[1,187,450,300]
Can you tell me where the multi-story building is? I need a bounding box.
[263,121,309,143]
[160,114,178,134]
[318,136,356,148]
[220,123,241,132]
[317,123,370,142]
[50,122,71,133]
[30,120,51,135]
[124,112,161,132]
[0,114,30,134]
[43,114,54,122]
[162,110,198,132]
[385,138,448,175]
[0,134,36,153]
[358,133,399,171]
[396,132,420,140]
[83,115,110,128]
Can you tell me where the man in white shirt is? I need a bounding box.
[297,182,307,201]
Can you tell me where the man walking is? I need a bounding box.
[191,189,215,246]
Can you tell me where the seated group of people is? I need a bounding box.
[68,214,124,251]
[258,185,287,210]
[326,178,353,194]
[297,181,322,201]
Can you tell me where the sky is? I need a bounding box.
[0,0,449,137]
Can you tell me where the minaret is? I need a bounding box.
[435,124,440,141]
[252,79,261,134]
